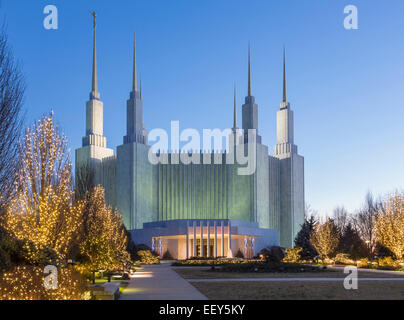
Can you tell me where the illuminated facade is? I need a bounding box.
[75,24,305,258]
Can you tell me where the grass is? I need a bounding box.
[190,281,404,300]
[173,267,404,300]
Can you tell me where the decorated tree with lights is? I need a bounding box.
[310,219,339,260]
[375,193,404,260]
[1,114,83,265]
[78,186,130,273]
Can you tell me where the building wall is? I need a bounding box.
[75,144,114,189]
[292,154,305,245]
[116,142,158,230]
[101,156,117,209]
[256,143,270,229]
[279,154,304,248]
[157,153,229,221]
[268,156,281,239]
[155,152,254,224]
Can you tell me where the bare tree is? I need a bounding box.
[0,27,25,205]
[75,162,95,200]
[305,204,318,220]
[333,206,349,234]
[352,192,384,257]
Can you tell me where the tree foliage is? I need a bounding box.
[78,186,130,272]
[375,193,404,260]
[294,215,317,259]
[338,223,368,260]
[1,114,83,264]
[283,248,302,263]
[310,219,339,259]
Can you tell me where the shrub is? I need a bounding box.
[378,256,397,268]
[334,253,355,265]
[283,248,302,263]
[357,258,369,268]
[215,262,330,274]
[235,249,244,259]
[162,250,173,260]
[323,258,335,265]
[258,246,285,263]
[137,250,159,265]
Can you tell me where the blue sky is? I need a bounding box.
[2,0,404,216]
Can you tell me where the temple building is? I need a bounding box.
[75,17,305,259]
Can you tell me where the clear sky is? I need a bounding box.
[2,0,404,216]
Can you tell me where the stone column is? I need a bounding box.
[244,237,248,258]
[228,220,232,257]
[200,221,204,258]
[193,221,196,257]
[214,221,218,258]
[207,221,210,258]
[159,238,162,258]
[186,221,189,259]
[221,221,225,257]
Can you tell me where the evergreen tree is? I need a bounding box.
[294,216,317,260]
[339,223,368,259]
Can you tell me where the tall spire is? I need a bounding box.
[283,46,287,103]
[248,43,252,97]
[140,72,142,100]
[90,11,99,99]
[233,84,237,129]
[132,32,137,92]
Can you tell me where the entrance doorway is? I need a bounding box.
[192,239,214,257]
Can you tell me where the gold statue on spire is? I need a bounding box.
[91,11,96,29]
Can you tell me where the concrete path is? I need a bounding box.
[120,262,207,300]
[188,277,404,282]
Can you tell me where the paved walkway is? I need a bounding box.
[119,262,207,300]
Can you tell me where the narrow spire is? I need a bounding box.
[140,73,142,100]
[132,32,138,92]
[90,11,99,99]
[248,43,252,97]
[283,46,287,103]
[233,84,237,129]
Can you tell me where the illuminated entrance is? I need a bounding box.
[191,239,214,258]
[134,219,279,260]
